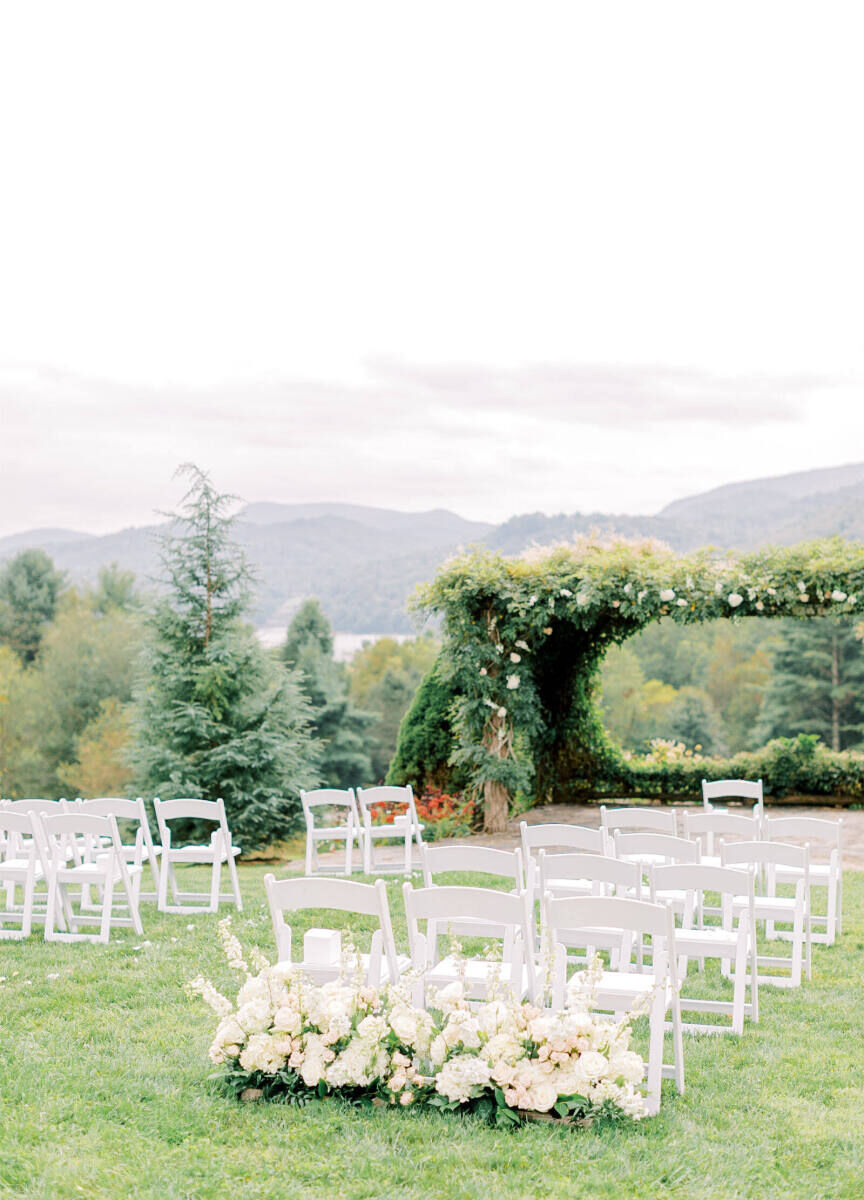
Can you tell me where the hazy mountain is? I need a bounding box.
[3,463,863,633]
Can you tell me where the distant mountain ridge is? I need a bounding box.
[3,463,863,633]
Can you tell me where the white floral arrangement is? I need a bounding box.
[186,920,647,1129]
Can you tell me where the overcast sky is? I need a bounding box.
[1,2,863,537]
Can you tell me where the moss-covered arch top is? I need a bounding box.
[416,537,864,830]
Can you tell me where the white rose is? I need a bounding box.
[389,1007,419,1046]
[727,593,743,608]
[524,1079,558,1113]
[676,598,687,607]
[479,667,488,676]
[579,1051,609,1081]
[559,588,573,597]
[799,594,810,603]
[832,590,848,602]
[506,675,520,690]
[659,589,675,602]
[755,601,764,611]
[497,705,507,717]
[509,652,521,663]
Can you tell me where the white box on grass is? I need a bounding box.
[304,928,341,965]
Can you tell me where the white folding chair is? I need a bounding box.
[154,798,242,913]
[264,873,406,986]
[682,810,762,867]
[545,894,685,1116]
[721,840,811,987]
[300,788,362,876]
[403,883,535,1006]
[41,811,143,944]
[764,816,843,944]
[520,821,609,902]
[613,831,700,871]
[601,806,678,838]
[356,785,424,875]
[419,843,525,944]
[0,811,46,939]
[650,862,758,1035]
[76,798,162,902]
[702,778,763,817]
[538,851,643,970]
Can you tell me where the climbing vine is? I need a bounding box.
[414,537,864,831]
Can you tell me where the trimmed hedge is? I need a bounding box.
[585,734,864,806]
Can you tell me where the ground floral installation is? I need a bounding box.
[186,919,647,1129]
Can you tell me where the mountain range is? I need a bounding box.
[3,463,864,633]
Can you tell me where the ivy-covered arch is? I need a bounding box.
[414,537,864,832]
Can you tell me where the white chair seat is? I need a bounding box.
[167,844,241,862]
[279,951,411,985]
[675,927,739,952]
[775,864,832,880]
[0,858,44,878]
[426,954,531,999]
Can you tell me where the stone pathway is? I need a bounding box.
[281,802,864,871]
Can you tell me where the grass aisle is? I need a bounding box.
[1,867,863,1200]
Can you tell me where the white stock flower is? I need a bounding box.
[727,593,743,608]
[608,1050,644,1085]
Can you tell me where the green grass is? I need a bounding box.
[1,868,863,1200]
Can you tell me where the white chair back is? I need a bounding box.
[263,873,402,986]
[356,785,424,875]
[403,882,534,1003]
[702,778,763,815]
[601,806,678,836]
[614,832,700,865]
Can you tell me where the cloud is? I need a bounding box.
[0,361,852,537]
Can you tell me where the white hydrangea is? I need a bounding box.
[435,1054,491,1104]
[239,1033,286,1075]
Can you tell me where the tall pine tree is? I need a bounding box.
[132,465,318,847]
[282,598,375,788]
[757,617,864,751]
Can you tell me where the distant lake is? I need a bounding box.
[256,628,410,662]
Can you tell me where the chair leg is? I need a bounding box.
[157,853,170,911]
[227,853,242,912]
[826,875,838,945]
[732,935,747,1035]
[790,906,803,988]
[97,874,114,943]
[645,994,665,1115]
[209,858,222,913]
[404,832,412,876]
[45,875,59,941]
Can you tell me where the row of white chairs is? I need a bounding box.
[299,779,765,881]
[0,796,243,942]
[264,804,845,1114]
[302,785,425,876]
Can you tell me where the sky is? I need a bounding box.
[1,2,863,537]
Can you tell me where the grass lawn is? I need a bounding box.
[1,865,863,1200]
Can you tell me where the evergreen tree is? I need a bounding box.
[387,660,465,791]
[349,635,440,780]
[0,548,66,662]
[282,598,375,788]
[756,617,864,751]
[132,465,318,847]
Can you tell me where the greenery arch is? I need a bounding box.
[411,537,864,831]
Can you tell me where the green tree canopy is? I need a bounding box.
[132,465,319,848]
[0,549,66,662]
[282,599,374,789]
[349,634,440,781]
[756,617,864,751]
